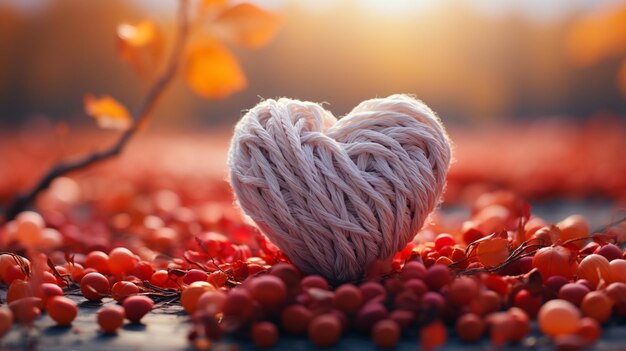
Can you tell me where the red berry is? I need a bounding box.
[456,313,485,343]
[359,281,386,303]
[252,322,278,348]
[300,275,329,291]
[40,283,64,306]
[355,303,387,334]
[223,288,254,320]
[9,297,42,326]
[123,295,154,323]
[4,265,26,285]
[577,317,601,341]
[248,275,287,310]
[513,289,542,318]
[47,296,77,326]
[308,314,342,347]
[183,269,209,285]
[434,233,456,252]
[270,263,301,291]
[281,304,313,335]
[400,261,426,281]
[420,292,446,318]
[372,319,400,348]
[333,284,363,313]
[98,305,124,333]
[111,281,139,302]
[596,244,623,262]
[84,251,110,274]
[448,277,479,306]
[389,309,414,329]
[559,283,590,307]
[0,307,12,337]
[545,275,569,292]
[424,264,451,291]
[80,272,110,301]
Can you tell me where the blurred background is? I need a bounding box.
[1,0,625,209]
[1,0,626,125]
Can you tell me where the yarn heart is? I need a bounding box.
[228,94,452,281]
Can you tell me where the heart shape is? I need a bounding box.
[228,94,452,281]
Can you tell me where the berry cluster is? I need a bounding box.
[1,190,625,350]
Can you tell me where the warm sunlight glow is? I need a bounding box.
[358,0,440,16]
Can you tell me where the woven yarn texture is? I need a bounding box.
[228,94,452,281]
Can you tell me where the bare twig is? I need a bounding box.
[3,0,191,221]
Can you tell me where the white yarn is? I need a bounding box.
[228,94,452,281]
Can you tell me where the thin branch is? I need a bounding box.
[3,0,190,221]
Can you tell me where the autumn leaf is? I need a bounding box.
[185,42,247,99]
[84,94,132,130]
[117,20,164,78]
[475,237,509,268]
[567,6,626,67]
[213,3,281,49]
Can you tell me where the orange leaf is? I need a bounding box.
[185,43,247,99]
[84,94,132,130]
[476,237,509,268]
[566,6,626,66]
[214,3,281,49]
[117,20,164,78]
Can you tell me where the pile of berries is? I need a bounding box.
[1,189,625,350]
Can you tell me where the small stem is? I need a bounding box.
[3,0,190,221]
[593,214,626,234]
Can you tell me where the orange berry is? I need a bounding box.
[15,211,44,247]
[181,281,215,314]
[557,215,589,248]
[108,247,137,276]
[581,291,613,323]
[84,251,110,274]
[196,290,226,315]
[577,317,601,341]
[7,279,32,304]
[577,254,611,288]
[609,259,626,284]
[151,270,169,287]
[538,299,580,336]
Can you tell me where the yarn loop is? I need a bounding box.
[228,94,452,281]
